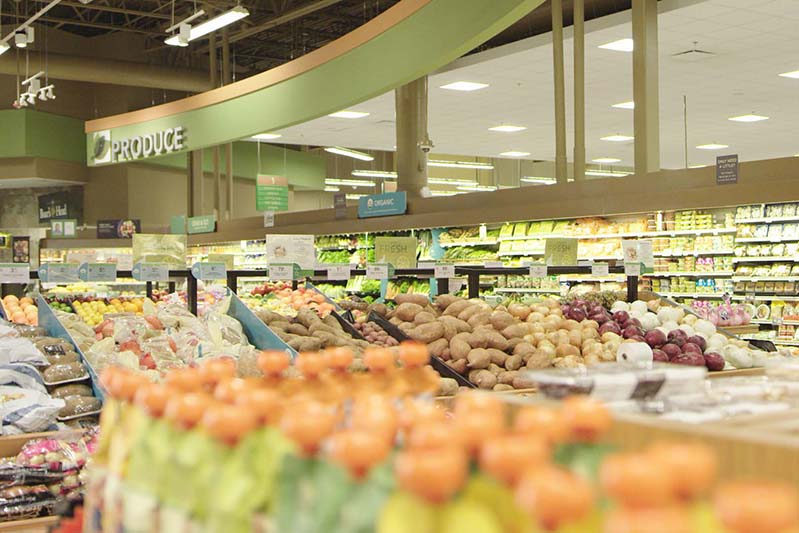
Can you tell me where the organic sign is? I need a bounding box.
[358,192,407,219]
[256,175,289,212]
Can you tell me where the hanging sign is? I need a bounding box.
[79,263,117,282]
[263,211,276,228]
[38,190,81,222]
[716,154,738,185]
[97,219,141,239]
[544,238,578,266]
[358,192,407,218]
[170,215,187,234]
[187,215,216,235]
[265,234,315,272]
[38,264,80,284]
[0,264,30,283]
[191,262,227,280]
[132,262,170,282]
[256,175,289,212]
[334,193,347,220]
[90,127,186,165]
[374,236,417,268]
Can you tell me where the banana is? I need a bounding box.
[462,475,539,533]
[439,496,503,533]
[377,491,439,533]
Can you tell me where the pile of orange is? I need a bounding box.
[2,295,38,326]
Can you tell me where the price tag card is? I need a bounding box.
[366,264,394,280]
[418,261,436,270]
[79,263,117,282]
[269,263,297,281]
[116,255,134,272]
[484,261,504,269]
[448,278,466,293]
[191,262,227,280]
[327,264,352,281]
[479,224,488,240]
[624,262,642,276]
[0,264,30,283]
[434,264,455,279]
[132,262,170,282]
[591,262,610,277]
[529,263,548,278]
[38,263,80,283]
[263,211,275,228]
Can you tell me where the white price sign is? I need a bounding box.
[366,264,388,280]
[66,251,97,265]
[418,261,436,270]
[132,262,170,282]
[115,255,134,271]
[529,264,548,278]
[434,264,455,279]
[0,264,30,283]
[79,263,117,282]
[624,262,641,276]
[269,264,295,281]
[484,261,504,268]
[327,265,352,281]
[591,262,609,277]
[263,211,275,228]
[191,262,227,280]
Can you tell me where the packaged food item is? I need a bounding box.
[58,397,102,419]
[0,462,66,488]
[0,338,49,367]
[16,436,90,472]
[42,363,88,385]
[50,384,93,400]
[0,387,63,435]
[44,351,80,366]
[0,364,48,393]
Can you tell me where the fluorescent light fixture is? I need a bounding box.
[601,134,634,142]
[325,178,374,188]
[428,160,493,170]
[165,6,249,45]
[592,157,622,163]
[499,151,530,157]
[489,125,527,133]
[521,176,557,184]
[457,184,498,192]
[612,100,635,109]
[688,164,707,168]
[251,133,282,141]
[0,42,9,56]
[352,170,397,179]
[728,114,769,122]
[598,38,634,52]
[696,143,729,150]
[346,194,366,200]
[440,81,489,91]
[430,190,462,196]
[428,178,478,186]
[324,186,340,192]
[324,146,374,161]
[327,110,370,119]
[585,169,632,177]
[779,70,799,79]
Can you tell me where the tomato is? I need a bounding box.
[513,405,568,445]
[406,422,453,450]
[327,429,391,479]
[280,400,337,456]
[115,372,149,402]
[479,434,550,486]
[133,384,170,417]
[363,347,396,372]
[398,341,429,368]
[164,367,203,392]
[394,447,468,503]
[398,399,446,431]
[599,452,676,508]
[714,482,799,533]
[140,353,157,370]
[452,410,505,456]
[213,377,258,403]
[295,352,326,378]
[198,358,237,388]
[646,441,717,500]
[323,347,353,371]
[454,390,504,419]
[561,395,612,442]
[235,387,282,425]
[257,350,290,377]
[604,505,692,533]
[164,392,213,429]
[515,465,594,530]
[351,395,399,442]
[201,404,257,446]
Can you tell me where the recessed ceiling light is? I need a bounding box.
[251,133,282,140]
[592,157,622,163]
[325,178,374,188]
[430,190,462,196]
[324,146,374,161]
[598,38,634,52]
[688,164,707,168]
[428,178,478,186]
[457,184,498,192]
[324,186,340,192]
[327,110,370,119]
[585,169,632,177]
[440,81,489,92]
[779,70,799,79]
[428,160,494,170]
[521,176,557,184]
[600,135,634,142]
[499,151,530,157]
[728,114,769,122]
[352,170,397,179]
[611,100,635,109]
[489,125,527,133]
[696,143,729,150]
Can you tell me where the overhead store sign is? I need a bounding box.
[358,192,407,218]
[84,0,543,166]
[256,175,289,212]
[187,215,216,234]
[716,154,738,185]
[90,126,186,165]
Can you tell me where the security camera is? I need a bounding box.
[418,140,434,153]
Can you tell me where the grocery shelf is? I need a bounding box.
[494,287,561,293]
[497,251,545,257]
[653,250,734,257]
[732,256,799,263]
[736,215,799,224]
[733,237,799,243]
[439,240,499,247]
[750,318,799,325]
[647,271,734,277]
[497,228,735,242]
[559,275,626,282]
[742,336,799,346]
[731,294,799,302]
[732,276,799,282]
[499,235,560,241]
[657,292,727,299]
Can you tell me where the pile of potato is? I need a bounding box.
[386,294,619,390]
[255,308,370,363]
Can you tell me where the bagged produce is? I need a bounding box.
[0,387,64,434]
[0,337,48,366]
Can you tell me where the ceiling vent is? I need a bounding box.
[671,42,715,62]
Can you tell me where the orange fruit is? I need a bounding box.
[295,352,326,378]
[454,390,505,419]
[257,350,290,377]
[363,347,395,372]
[714,482,799,533]
[395,447,468,503]
[479,434,550,486]
[280,400,337,456]
[600,452,676,508]
[213,377,257,403]
[133,384,170,417]
[198,357,237,388]
[513,405,568,445]
[164,393,213,429]
[647,441,717,500]
[561,395,612,442]
[398,341,429,367]
[327,429,391,479]
[201,404,257,446]
[452,409,505,456]
[235,388,282,425]
[515,465,594,530]
[406,422,454,450]
[164,367,203,392]
[604,505,692,533]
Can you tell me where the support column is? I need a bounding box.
[395,76,430,197]
[573,0,586,182]
[632,0,660,174]
[222,27,234,220]
[188,150,203,216]
[552,0,568,183]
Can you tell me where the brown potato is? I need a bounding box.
[526,350,555,369]
[395,302,424,322]
[486,348,508,366]
[497,370,519,385]
[449,334,472,360]
[407,322,445,343]
[466,348,491,369]
[488,311,516,331]
[472,369,497,390]
[467,312,491,329]
[395,294,430,307]
[446,359,467,374]
[504,353,524,371]
[501,324,528,340]
[438,316,472,334]
[427,338,449,358]
[413,311,436,325]
[443,299,472,317]
[493,384,514,392]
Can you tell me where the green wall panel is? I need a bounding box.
[0,110,84,163]
[87,0,543,166]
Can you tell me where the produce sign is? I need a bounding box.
[38,263,80,284]
[266,234,315,272]
[357,191,407,218]
[97,219,141,239]
[187,215,216,235]
[78,263,117,282]
[374,236,417,268]
[544,238,578,266]
[256,175,289,212]
[0,263,30,283]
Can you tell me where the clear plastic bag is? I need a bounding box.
[0,387,64,435]
[16,434,90,472]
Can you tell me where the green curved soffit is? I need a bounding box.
[86,0,544,166]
